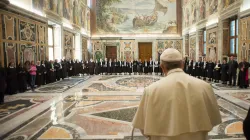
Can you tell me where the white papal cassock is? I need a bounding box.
[132,68,222,140]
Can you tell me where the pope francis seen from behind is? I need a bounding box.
[132,48,222,140]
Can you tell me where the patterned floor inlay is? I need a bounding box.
[0,96,53,125]
[1,75,249,140]
[28,76,91,93]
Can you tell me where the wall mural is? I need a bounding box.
[239,17,250,62]
[2,15,17,40]
[183,0,221,28]
[96,0,177,34]
[4,43,17,66]
[92,41,103,60]
[189,37,196,60]
[32,0,89,31]
[191,1,197,25]
[120,40,135,61]
[156,40,182,59]
[209,0,218,15]
[19,21,36,42]
[64,31,74,60]
[20,44,36,62]
[82,38,88,61]
[1,11,47,67]
[223,0,239,8]
[33,0,44,12]
[199,0,206,20]
[63,0,72,21]
[207,28,218,61]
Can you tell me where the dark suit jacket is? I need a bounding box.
[244,107,250,140]
[228,60,238,75]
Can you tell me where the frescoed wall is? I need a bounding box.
[120,40,136,61]
[239,17,250,62]
[32,0,90,32]
[0,10,47,67]
[206,28,218,61]
[95,0,179,34]
[189,36,196,61]
[91,39,182,61]
[156,40,182,59]
[64,31,74,60]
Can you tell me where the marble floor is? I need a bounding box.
[0,75,249,140]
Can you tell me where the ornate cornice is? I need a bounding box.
[0,0,9,8]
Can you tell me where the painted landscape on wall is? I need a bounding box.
[96,0,177,34]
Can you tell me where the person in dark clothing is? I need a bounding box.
[103,58,108,75]
[144,59,148,74]
[85,60,89,75]
[195,58,203,79]
[107,58,112,75]
[48,60,55,83]
[154,60,159,75]
[112,59,116,75]
[0,64,6,104]
[54,59,61,81]
[191,60,196,77]
[220,59,228,84]
[89,59,95,75]
[36,61,43,87]
[128,60,133,75]
[213,60,221,83]
[99,59,104,75]
[117,60,122,75]
[238,58,249,88]
[61,60,67,79]
[188,59,193,76]
[137,59,143,75]
[202,58,208,80]
[149,58,153,74]
[41,61,47,85]
[7,62,18,95]
[94,60,100,75]
[17,63,27,93]
[243,107,250,140]
[184,56,189,73]
[133,60,138,75]
[68,60,74,77]
[24,61,31,88]
[123,60,128,75]
[207,60,215,82]
[228,56,238,86]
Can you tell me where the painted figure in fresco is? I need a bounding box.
[73,0,79,25]
[87,11,90,31]
[209,0,218,15]
[33,0,44,11]
[191,3,197,24]
[49,0,57,12]
[63,0,71,20]
[24,48,35,62]
[209,47,216,62]
[185,9,190,27]
[81,8,85,28]
[200,0,206,20]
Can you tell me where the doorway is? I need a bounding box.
[138,42,152,61]
[106,46,117,60]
